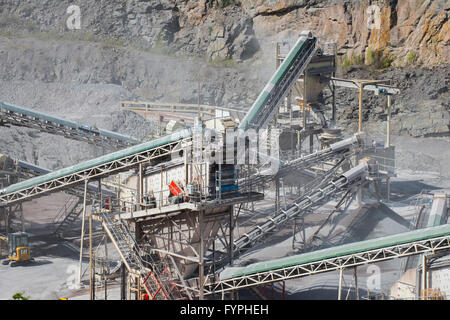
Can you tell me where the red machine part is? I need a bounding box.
[169,181,183,197]
[104,197,110,210]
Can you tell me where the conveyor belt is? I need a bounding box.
[233,162,369,253]
[0,102,139,149]
[0,129,192,205]
[404,193,448,271]
[203,224,450,295]
[15,159,116,199]
[240,133,366,190]
[239,31,317,131]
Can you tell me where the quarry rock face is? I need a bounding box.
[245,0,449,66]
[332,66,450,138]
[0,0,259,62]
[0,1,447,65]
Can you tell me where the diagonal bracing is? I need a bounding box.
[201,225,450,295]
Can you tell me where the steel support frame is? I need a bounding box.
[0,110,131,149]
[144,206,239,297]
[233,174,355,252]
[133,207,232,298]
[252,44,317,130]
[14,165,112,203]
[240,137,370,191]
[324,77,400,95]
[0,138,187,205]
[202,235,450,295]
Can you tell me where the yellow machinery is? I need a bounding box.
[0,232,33,266]
[421,288,446,300]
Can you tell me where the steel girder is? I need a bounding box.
[0,138,186,205]
[202,234,450,295]
[0,110,132,149]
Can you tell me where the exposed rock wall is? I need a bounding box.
[329,66,450,138]
[0,0,259,62]
[0,1,448,65]
[244,0,449,66]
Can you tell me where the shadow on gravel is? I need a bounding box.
[386,180,441,201]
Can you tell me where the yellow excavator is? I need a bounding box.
[0,232,34,267]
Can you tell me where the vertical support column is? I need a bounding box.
[331,58,336,126]
[127,275,131,300]
[0,206,4,234]
[354,267,359,300]
[137,275,141,300]
[138,163,144,210]
[288,91,292,127]
[303,76,307,131]
[302,71,308,158]
[386,94,391,148]
[89,209,95,300]
[281,179,287,210]
[356,184,362,209]
[78,179,88,285]
[19,203,24,232]
[332,84,336,125]
[135,221,142,246]
[338,268,343,300]
[386,94,392,203]
[275,178,280,213]
[121,264,126,300]
[98,179,102,211]
[160,166,163,208]
[199,210,205,300]
[274,41,281,126]
[104,235,108,300]
[89,212,92,300]
[92,251,95,300]
[136,168,139,210]
[276,42,280,69]
[229,207,234,267]
[6,206,11,233]
[422,254,427,299]
[358,83,363,132]
[185,149,189,188]
[116,176,121,213]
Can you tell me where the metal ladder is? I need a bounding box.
[102,214,176,300]
[103,214,147,272]
[53,197,84,235]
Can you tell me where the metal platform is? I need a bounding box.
[107,192,264,221]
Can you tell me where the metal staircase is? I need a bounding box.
[103,214,147,273]
[101,214,180,300]
[53,197,84,235]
